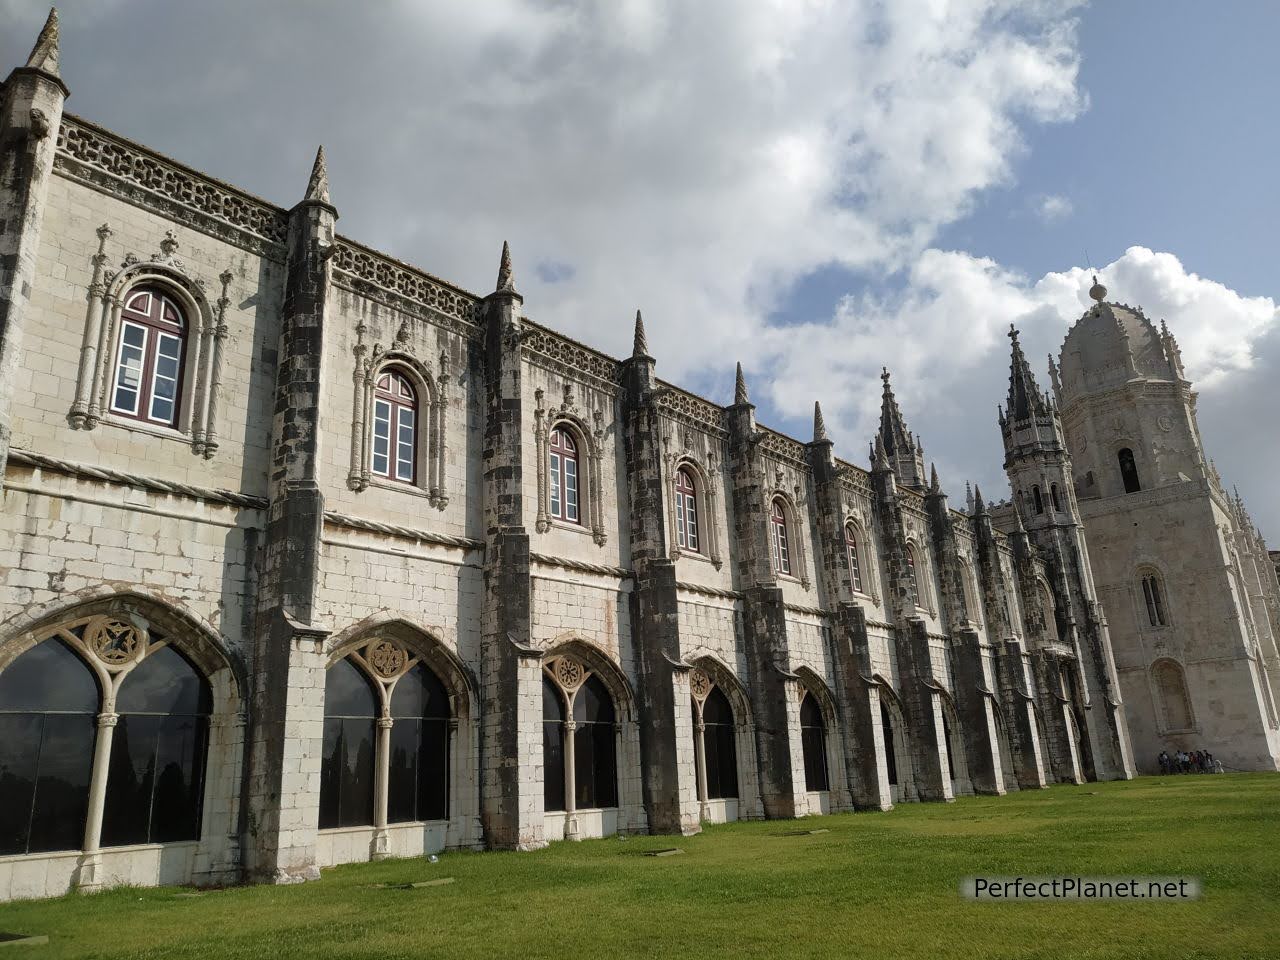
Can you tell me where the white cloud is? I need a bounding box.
[1034,193,1073,221]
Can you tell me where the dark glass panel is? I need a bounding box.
[0,714,41,854]
[800,695,829,792]
[880,700,898,786]
[942,713,957,781]
[116,644,210,716]
[704,718,738,800]
[339,718,376,827]
[148,715,208,842]
[543,676,564,721]
[702,687,733,725]
[325,658,377,719]
[5,714,96,854]
[319,716,344,828]
[543,721,565,812]
[0,638,99,713]
[800,693,823,729]
[102,714,162,846]
[573,675,615,724]
[387,719,418,824]
[418,719,449,820]
[390,663,450,719]
[574,720,617,809]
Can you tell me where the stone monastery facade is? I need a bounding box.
[0,12,1275,902]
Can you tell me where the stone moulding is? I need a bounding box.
[529,552,632,580]
[675,581,742,601]
[54,115,288,259]
[331,238,481,336]
[654,381,729,439]
[759,428,809,469]
[521,321,621,395]
[6,449,267,510]
[321,512,483,552]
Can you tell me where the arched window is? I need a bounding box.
[388,664,450,823]
[320,646,454,830]
[770,499,791,576]
[0,616,215,859]
[0,638,99,855]
[371,369,419,483]
[102,645,211,846]
[549,427,580,524]
[879,699,898,787]
[690,672,737,803]
[1141,573,1168,628]
[1152,660,1193,731]
[110,287,186,427]
[1050,484,1062,511]
[906,545,922,609]
[1032,485,1045,515]
[675,468,700,552]
[845,523,864,593]
[1118,448,1141,493]
[799,693,829,792]
[542,658,618,814]
[319,658,377,829]
[1039,582,1060,643]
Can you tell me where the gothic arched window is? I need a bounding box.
[799,693,829,792]
[102,645,211,846]
[542,658,618,814]
[1141,573,1168,628]
[845,523,864,593]
[319,658,377,829]
[549,426,580,524]
[1032,485,1045,515]
[906,545,922,609]
[0,639,98,855]
[1050,483,1062,511]
[110,287,186,427]
[1118,448,1141,493]
[771,499,791,576]
[691,674,738,803]
[675,468,700,552]
[371,368,419,483]
[1152,660,1193,732]
[388,664,451,823]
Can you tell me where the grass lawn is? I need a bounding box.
[2,773,1277,959]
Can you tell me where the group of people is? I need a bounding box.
[1157,749,1223,775]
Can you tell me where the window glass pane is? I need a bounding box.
[543,721,565,812]
[319,717,343,828]
[418,719,449,821]
[575,721,617,809]
[372,400,391,475]
[0,638,99,712]
[880,700,899,786]
[572,675,615,724]
[102,714,162,846]
[325,658,377,719]
[550,453,561,517]
[0,714,41,855]
[0,714,96,855]
[685,495,698,551]
[390,663,450,719]
[148,333,182,423]
[387,718,418,824]
[113,323,147,413]
[147,713,207,842]
[675,495,685,547]
[705,719,738,800]
[396,407,415,480]
[116,644,210,716]
[564,459,578,521]
[339,718,376,827]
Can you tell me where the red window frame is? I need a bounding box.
[549,427,580,524]
[675,468,699,552]
[844,523,863,593]
[770,499,791,575]
[371,369,418,483]
[109,288,186,428]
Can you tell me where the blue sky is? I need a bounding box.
[3,1,1277,535]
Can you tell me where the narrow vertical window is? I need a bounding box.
[1142,575,1167,627]
[845,523,863,593]
[109,288,186,427]
[371,369,418,483]
[1118,448,1141,493]
[549,428,580,524]
[907,546,921,608]
[1050,483,1062,511]
[388,664,451,823]
[1032,485,1044,515]
[675,468,699,552]
[879,699,898,787]
[771,499,791,575]
[319,658,377,829]
[799,693,829,792]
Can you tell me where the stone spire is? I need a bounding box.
[812,401,829,443]
[965,481,974,514]
[928,462,940,494]
[632,309,649,358]
[304,146,330,204]
[734,361,750,406]
[1159,318,1186,379]
[1006,325,1047,421]
[495,240,516,293]
[876,367,926,489]
[973,485,987,516]
[25,8,60,77]
[871,434,891,472]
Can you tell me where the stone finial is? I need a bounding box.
[871,435,890,471]
[1089,274,1107,302]
[734,362,749,405]
[305,146,330,204]
[496,240,516,294]
[973,485,987,516]
[812,401,829,443]
[928,462,940,494]
[632,309,649,358]
[25,8,60,76]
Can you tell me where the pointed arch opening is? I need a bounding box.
[1152,659,1194,733]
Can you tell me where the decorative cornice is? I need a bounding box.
[759,428,810,470]
[322,512,483,551]
[530,553,632,580]
[54,114,289,259]
[521,321,622,394]
[331,238,481,335]
[6,449,267,510]
[784,602,832,620]
[675,581,743,601]
[655,381,729,439]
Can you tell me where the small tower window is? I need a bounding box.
[1050,484,1062,511]
[675,468,699,552]
[1141,574,1167,627]
[549,427,580,523]
[1032,485,1045,515]
[1118,448,1141,493]
[844,523,864,594]
[906,545,921,609]
[770,499,791,576]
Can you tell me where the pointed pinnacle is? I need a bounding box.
[813,401,829,443]
[872,435,890,470]
[632,309,649,358]
[26,8,60,76]
[929,463,940,494]
[496,240,515,293]
[305,146,330,204]
[734,362,749,405]
[973,485,987,515]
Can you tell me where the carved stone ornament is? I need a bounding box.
[86,617,143,665]
[368,639,407,678]
[554,657,585,690]
[1158,415,1173,432]
[690,669,712,700]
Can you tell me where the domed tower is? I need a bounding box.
[999,324,1134,782]
[1055,278,1280,773]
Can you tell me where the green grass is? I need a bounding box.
[3,774,1278,959]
